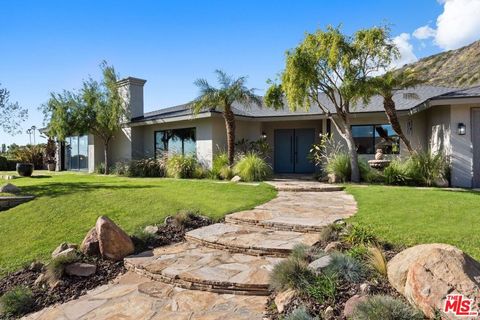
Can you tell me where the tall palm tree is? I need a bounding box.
[191,70,262,166]
[367,69,422,154]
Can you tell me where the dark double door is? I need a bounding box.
[274,129,315,173]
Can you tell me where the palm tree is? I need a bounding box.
[191,70,262,166]
[368,69,422,154]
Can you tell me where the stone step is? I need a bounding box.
[225,191,357,233]
[266,180,344,192]
[125,242,283,296]
[185,223,319,257]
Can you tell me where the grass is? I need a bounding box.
[347,184,480,259]
[0,171,276,275]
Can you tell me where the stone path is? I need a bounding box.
[24,180,357,320]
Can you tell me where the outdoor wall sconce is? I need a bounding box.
[457,123,466,135]
[261,131,267,139]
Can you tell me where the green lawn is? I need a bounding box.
[0,171,276,275]
[347,185,480,259]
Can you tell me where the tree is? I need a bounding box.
[0,84,28,135]
[43,61,125,174]
[363,69,421,154]
[265,26,397,182]
[191,70,262,166]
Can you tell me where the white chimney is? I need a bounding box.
[117,77,147,120]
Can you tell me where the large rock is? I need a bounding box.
[80,227,100,256]
[308,255,332,275]
[65,262,96,277]
[51,242,77,259]
[274,289,296,313]
[343,295,368,318]
[388,243,480,319]
[96,216,134,261]
[0,183,21,194]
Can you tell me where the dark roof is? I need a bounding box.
[131,85,479,123]
[434,85,480,99]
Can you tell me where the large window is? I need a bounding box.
[64,135,89,170]
[154,128,196,156]
[352,124,399,154]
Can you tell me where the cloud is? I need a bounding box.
[413,25,436,40]
[390,33,418,68]
[415,0,480,50]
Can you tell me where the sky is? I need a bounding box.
[1,0,480,146]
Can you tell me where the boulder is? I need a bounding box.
[96,216,134,261]
[343,295,368,318]
[308,255,332,274]
[231,175,242,183]
[65,262,97,277]
[388,243,480,319]
[80,227,100,256]
[0,183,21,194]
[52,242,78,259]
[274,289,296,313]
[144,225,159,235]
[53,247,78,261]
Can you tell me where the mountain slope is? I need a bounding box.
[400,40,480,88]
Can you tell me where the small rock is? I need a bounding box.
[29,261,44,272]
[96,216,135,261]
[144,225,159,235]
[231,175,242,183]
[344,295,368,318]
[324,241,343,253]
[53,248,78,261]
[324,306,334,319]
[359,282,371,295]
[328,173,339,184]
[52,242,77,259]
[308,255,332,274]
[164,216,174,225]
[34,273,47,286]
[274,289,296,313]
[49,279,63,289]
[80,227,100,256]
[65,262,97,277]
[0,183,21,194]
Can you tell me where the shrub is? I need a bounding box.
[367,246,388,277]
[407,151,448,186]
[269,258,315,292]
[95,162,106,174]
[326,252,365,283]
[0,286,34,318]
[112,161,130,176]
[131,229,159,253]
[12,144,45,169]
[353,295,423,320]
[128,158,165,177]
[219,165,234,180]
[305,272,337,304]
[284,306,319,320]
[166,154,198,179]
[211,152,230,180]
[326,152,350,182]
[383,158,410,185]
[233,153,272,182]
[346,245,369,261]
[318,223,343,244]
[342,224,378,246]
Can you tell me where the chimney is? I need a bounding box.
[117,77,147,120]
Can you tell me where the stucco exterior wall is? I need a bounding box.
[426,105,451,155]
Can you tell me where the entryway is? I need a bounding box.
[473,108,480,188]
[274,128,315,174]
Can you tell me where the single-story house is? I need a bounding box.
[58,77,480,188]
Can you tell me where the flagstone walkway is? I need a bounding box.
[24,180,357,320]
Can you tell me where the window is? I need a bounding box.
[64,135,89,170]
[154,128,196,156]
[351,124,399,154]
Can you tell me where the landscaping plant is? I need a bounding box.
[353,295,423,320]
[342,224,378,246]
[127,158,165,177]
[0,286,34,318]
[166,154,198,179]
[211,152,229,179]
[326,252,365,283]
[367,246,388,277]
[283,306,319,320]
[233,152,272,182]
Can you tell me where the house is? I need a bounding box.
[58,77,480,188]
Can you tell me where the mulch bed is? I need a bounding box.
[0,213,214,318]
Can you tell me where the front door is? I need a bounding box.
[274,129,315,174]
[473,108,480,188]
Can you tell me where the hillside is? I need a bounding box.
[399,40,480,88]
